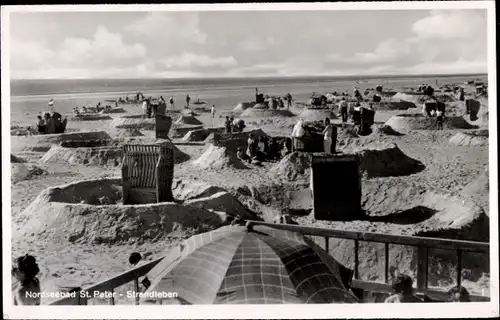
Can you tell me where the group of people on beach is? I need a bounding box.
[292,117,338,154]
[237,133,283,164]
[35,99,67,134]
[11,253,472,305]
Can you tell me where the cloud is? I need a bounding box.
[11,26,147,78]
[125,12,207,44]
[238,36,276,52]
[412,10,486,39]
[161,53,237,70]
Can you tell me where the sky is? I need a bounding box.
[8,9,488,79]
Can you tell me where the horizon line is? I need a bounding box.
[10,72,488,81]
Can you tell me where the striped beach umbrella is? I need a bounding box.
[140,225,359,304]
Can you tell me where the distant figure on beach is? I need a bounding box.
[339,98,348,123]
[246,134,258,159]
[278,97,285,109]
[237,147,250,163]
[48,98,54,107]
[186,94,191,107]
[157,96,166,114]
[459,87,465,101]
[211,105,216,118]
[448,286,470,302]
[36,116,45,134]
[257,136,268,160]
[322,118,336,154]
[224,116,232,134]
[436,109,444,130]
[142,99,149,119]
[12,254,41,305]
[384,274,423,303]
[169,96,175,109]
[44,113,54,134]
[286,93,293,108]
[291,119,305,151]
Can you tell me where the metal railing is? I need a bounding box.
[50,221,490,305]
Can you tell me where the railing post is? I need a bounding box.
[109,288,115,305]
[416,246,428,289]
[354,240,359,279]
[324,237,329,254]
[134,277,140,305]
[384,243,389,283]
[456,250,463,287]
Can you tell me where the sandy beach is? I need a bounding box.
[9,74,491,305]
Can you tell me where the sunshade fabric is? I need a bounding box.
[142,225,358,304]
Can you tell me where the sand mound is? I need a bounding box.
[175,115,203,125]
[171,124,204,138]
[40,139,189,166]
[71,114,112,121]
[269,143,423,181]
[181,108,197,116]
[336,126,360,149]
[14,178,256,245]
[109,116,156,130]
[99,108,126,114]
[449,130,488,147]
[193,144,247,170]
[347,143,425,178]
[240,108,295,118]
[233,102,256,113]
[269,152,313,182]
[11,154,26,163]
[385,114,478,130]
[13,131,112,152]
[110,128,144,139]
[39,145,123,167]
[372,124,403,136]
[462,167,489,216]
[298,108,337,121]
[374,100,416,110]
[182,128,225,142]
[392,93,434,104]
[11,163,48,184]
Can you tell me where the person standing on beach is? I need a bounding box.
[436,109,444,130]
[286,93,293,108]
[186,94,191,107]
[322,118,336,154]
[291,119,305,151]
[36,116,45,134]
[339,98,348,123]
[225,116,232,134]
[169,96,175,109]
[211,105,216,118]
[142,99,149,119]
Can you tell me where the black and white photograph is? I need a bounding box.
[2,1,498,319]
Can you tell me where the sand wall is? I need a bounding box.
[449,130,488,147]
[39,145,123,167]
[109,116,156,130]
[13,131,112,152]
[15,178,256,245]
[385,114,478,130]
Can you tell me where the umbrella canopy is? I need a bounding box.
[141,225,359,304]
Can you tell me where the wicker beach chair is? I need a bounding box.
[121,143,174,204]
[155,114,173,140]
[311,154,362,221]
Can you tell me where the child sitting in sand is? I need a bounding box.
[448,286,470,302]
[384,274,423,303]
[12,254,41,305]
